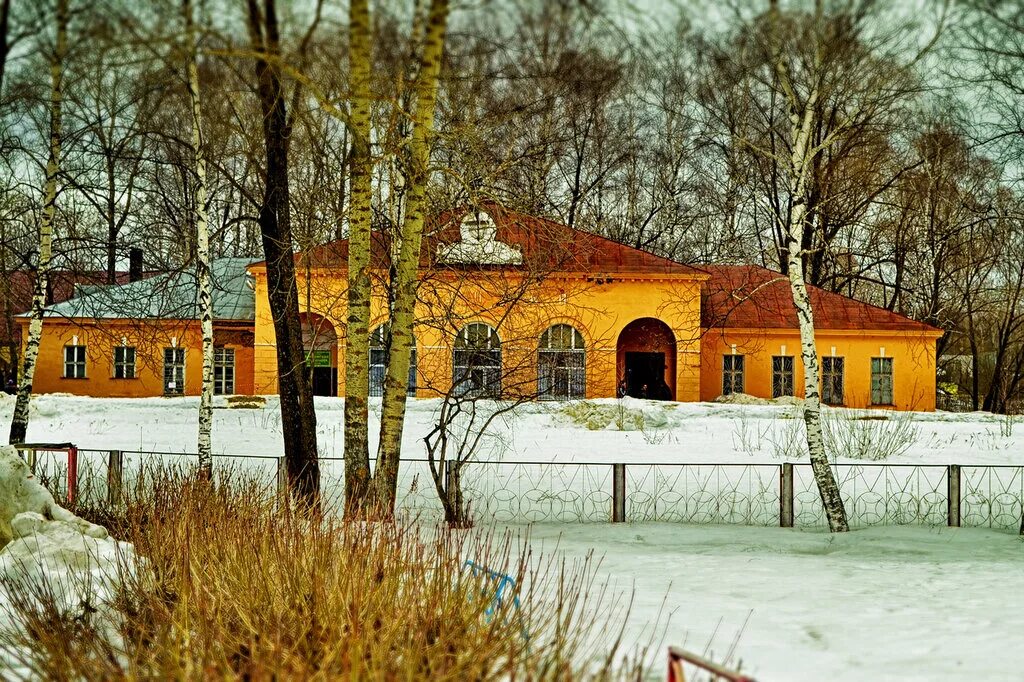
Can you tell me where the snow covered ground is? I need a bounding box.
[0,393,1021,680]
[5,393,1022,529]
[1,392,1021,466]
[523,523,1024,681]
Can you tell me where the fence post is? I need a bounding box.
[780,463,794,528]
[612,463,626,523]
[947,464,961,528]
[107,450,123,506]
[66,447,78,506]
[277,457,288,498]
[444,463,452,494]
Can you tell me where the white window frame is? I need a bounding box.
[64,345,87,379]
[453,323,501,398]
[113,346,136,379]
[163,347,185,395]
[369,325,417,398]
[538,324,586,400]
[870,357,894,406]
[214,347,235,395]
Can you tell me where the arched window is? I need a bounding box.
[369,325,417,397]
[538,324,586,400]
[453,323,501,398]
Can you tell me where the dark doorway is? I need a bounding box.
[624,352,671,400]
[310,366,337,397]
[616,317,677,400]
[300,313,338,397]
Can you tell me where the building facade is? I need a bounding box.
[19,259,255,398]
[23,207,942,409]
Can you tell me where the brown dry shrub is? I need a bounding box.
[1,467,647,680]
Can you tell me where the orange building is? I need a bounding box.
[24,207,941,410]
[700,266,941,411]
[248,205,941,410]
[19,259,254,398]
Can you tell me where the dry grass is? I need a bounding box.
[0,468,648,680]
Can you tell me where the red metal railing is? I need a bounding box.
[15,443,79,505]
[668,646,756,682]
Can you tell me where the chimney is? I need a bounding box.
[129,248,144,282]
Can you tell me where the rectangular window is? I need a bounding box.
[63,345,86,379]
[822,356,845,405]
[113,346,136,379]
[722,354,744,395]
[214,347,235,395]
[871,357,894,405]
[369,348,418,398]
[772,355,794,398]
[163,348,185,395]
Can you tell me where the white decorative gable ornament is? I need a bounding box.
[437,210,522,265]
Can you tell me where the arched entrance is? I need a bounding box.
[301,313,338,396]
[616,318,676,400]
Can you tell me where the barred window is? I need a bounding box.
[453,323,501,398]
[113,346,136,379]
[163,348,185,395]
[722,354,744,395]
[822,356,845,405]
[772,355,794,398]
[63,345,86,379]
[214,347,235,395]
[538,324,586,400]
[369,325,417,398]
[871,357,894,405]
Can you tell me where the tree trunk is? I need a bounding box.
[342,0,372,516]
[9,0,67,446]
[787,245,848,532]
[772,0,848,532]
[185,0,214,476]
[370,0,450,512]
[0,0,10,92]
[0,216,16,387]
[105,157,118,284]
[247,0,319,503]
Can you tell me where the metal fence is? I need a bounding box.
[22,447,1024,531]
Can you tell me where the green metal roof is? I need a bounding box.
[38,258,255,322]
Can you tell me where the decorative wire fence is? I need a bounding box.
[24,448,1024,532]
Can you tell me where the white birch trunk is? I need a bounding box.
[185,0,214,475]
[773,0,848,532]
[9,0,67,445]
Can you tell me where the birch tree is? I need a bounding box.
[764,0,849,532]
[751,0,944,531]
[8,0,67,445]
[183,0,213,475]
[369,0,450,512]
[341,0,372,515]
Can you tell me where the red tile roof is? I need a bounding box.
[700,264,941,333]
[254,207,938,335]
[272,204,703,277]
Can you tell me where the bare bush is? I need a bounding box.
[821,410,920,462]
[0,467,649,679]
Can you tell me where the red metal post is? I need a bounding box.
[667,647,756,682]
[67,447,78,505]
